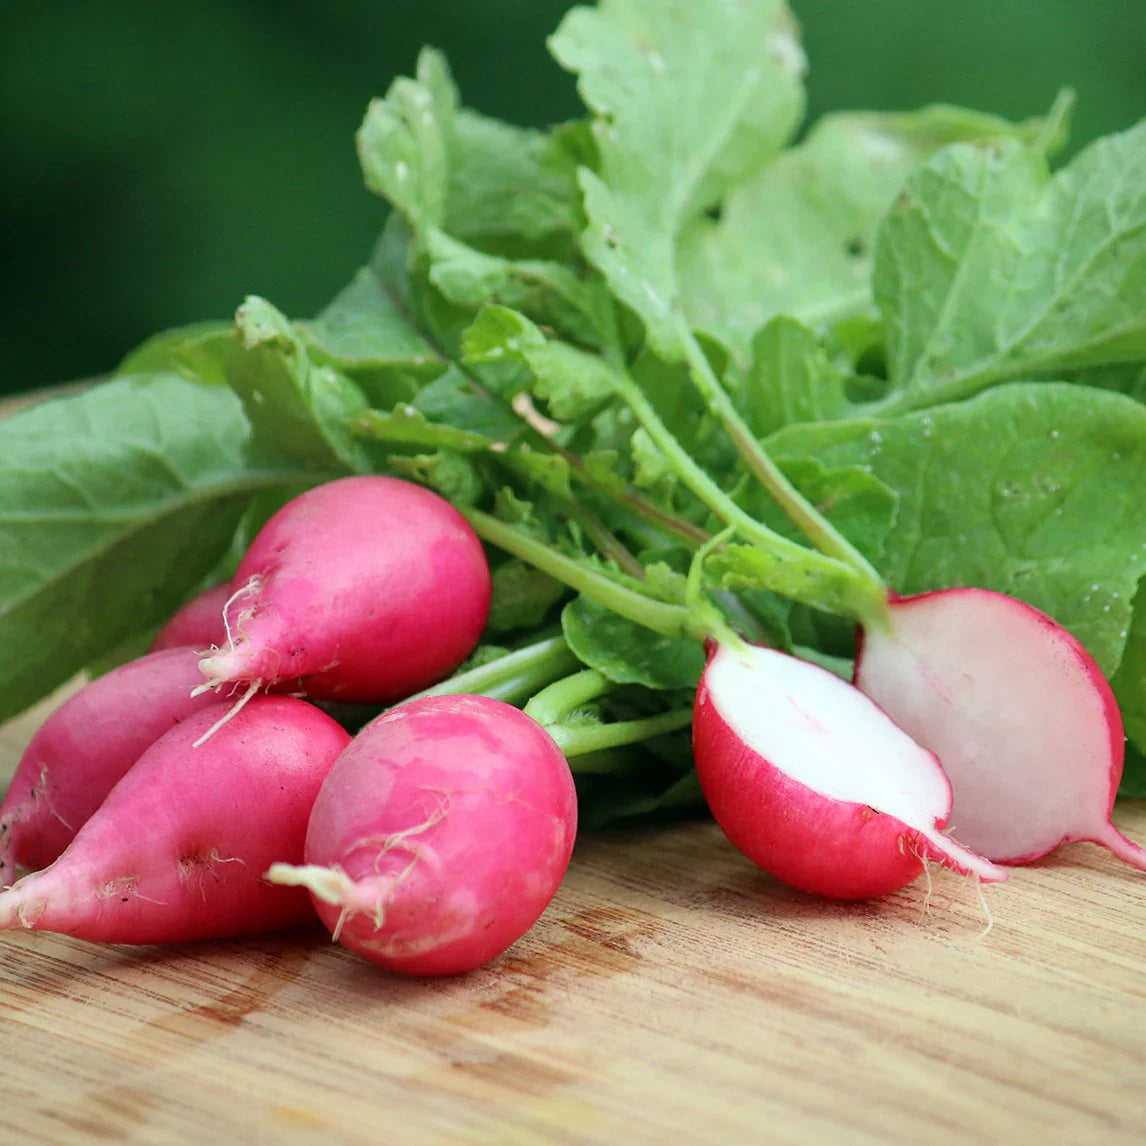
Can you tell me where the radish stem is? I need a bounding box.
[463,508,705,640]
[403,636,579,707]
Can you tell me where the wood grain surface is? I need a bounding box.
[2,688,1146,1146]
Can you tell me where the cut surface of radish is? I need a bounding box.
[855,588,1142,868]
[694,643,1004,899]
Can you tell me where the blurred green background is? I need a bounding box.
[4,0,1144,396]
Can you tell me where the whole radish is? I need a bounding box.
[855,588,1146,869]
[0,696,350,943]
[267,695,577,976]
[150,582,232,652]
[0,648,224,880]
[693,641,1006,900]
[197,476,491,703]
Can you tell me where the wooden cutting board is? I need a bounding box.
[3,690,1146,1146]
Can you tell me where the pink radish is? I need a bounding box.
[197,476,492,703]
[266,695,577,976]
[150,582,231,652]
[0,648,224,880]
[854,588,1146,869]
[693,642,1006,900]
[0,696,349,943]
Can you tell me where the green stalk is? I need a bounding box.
[679,330,884,588]
[553,708,694,762]
[463,507,705,641]
[523,668,693,764]
[524,669,611,726]
[604,365,886,625]
[404,636,578,706]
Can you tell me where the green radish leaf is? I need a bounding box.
[549,0,804,359]
[385,449,483,505]
[738,316,854,435]
[445,110,583,250]
[678,100,1067,360]
[354,404,493,453]
[426,230,613,348]
[749,457,898,566]
[230,296,370,473]
[410,367,524,443]
[562,596,703,689]
[1119,743,1146,800]
[0,376,317,720]
[487,561,569,633]
[1111,580,1146,767]
[299,267,445,408]
[708,541,878,619]
[576,767,704,829]
[464,305,616,421]
[357,48,455,234]
[118,322,234,384]
[768,383,1146,677]
[874,121,1146,412]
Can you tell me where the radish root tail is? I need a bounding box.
[191,679,261,748]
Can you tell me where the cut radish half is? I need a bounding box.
[693,642,1005,900]
[855,588,1144,869]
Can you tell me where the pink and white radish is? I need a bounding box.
[0,648,224,880]
[150,582,232,652]
[855,588,1146,869]
[197,476,492,703]
[0,696,349,943]
[267,694,577,976]
[693,641,1006,900]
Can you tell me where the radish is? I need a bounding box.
[0,648,223,879]
[693,641,1007,900]
[266,694,577,976]
[855,588,1146,869]
[197,476,492,703]
[0,696,349,943]
[150,582,232,652]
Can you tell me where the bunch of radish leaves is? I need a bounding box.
[4,0,1146,824]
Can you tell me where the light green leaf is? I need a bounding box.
[562,595,704,689]
[1111,581,1146,766]
[749,457,898,566]
[463,305,616,421]
[426,230,613,347]
[487,561,568,632]
[357,48,454,232]
[118,322,233,384]
[446,110,582,249]
[678,101,1066,359]
[550,0,803,359]
[0,376,312,719]
[768,383,1146,677]
[353,403,493,453]
[230,297,370,473]
[874,121,1146,412]
[738,316,853,435]
[299,267,444,408]
[385,449,483,505]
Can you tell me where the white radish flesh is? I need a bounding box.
[855,588,1144,868]
[694,642,1005,899]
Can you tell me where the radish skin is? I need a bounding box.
[693,642,1005,900]
[0,648,223,879]
[267,695,577,976]
[197,476,491,703]
[855,588,1146,869]
[0,697,350,943]
[150,583,232,653]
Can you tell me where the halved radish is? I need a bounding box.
[693,642,1005,899]
[854,588,1145,869]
